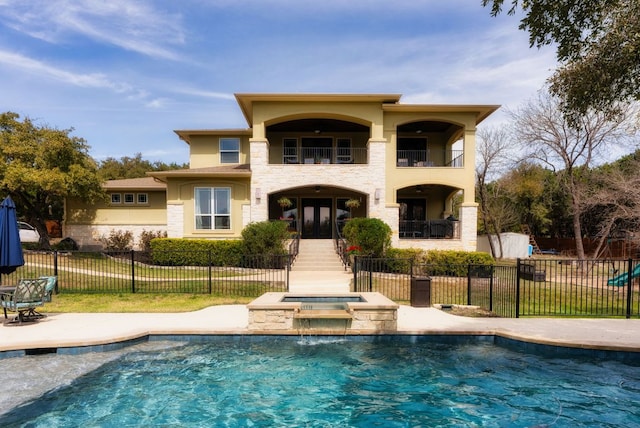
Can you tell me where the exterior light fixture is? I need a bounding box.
[374,188,381,201]
[314,186,321,193]
[255,188,261,200]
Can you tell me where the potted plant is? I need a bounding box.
[277,197,292,209]
[345,198,360,217]
[277,197,292,218]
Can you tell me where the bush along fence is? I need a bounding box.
[352,257,640,319]
[3,250,291,297]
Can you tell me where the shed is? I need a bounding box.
[477,232,530,259]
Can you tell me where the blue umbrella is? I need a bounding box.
[0,196,25,275]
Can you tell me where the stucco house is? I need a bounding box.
[64,93,498,250]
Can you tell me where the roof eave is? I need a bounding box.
[235,93,403,126]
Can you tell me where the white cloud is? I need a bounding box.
[0,0,185,59]
[0,50,119,89]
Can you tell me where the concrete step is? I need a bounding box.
[291,239,346,273]
[292,241,344,271]
[288,269,352,293]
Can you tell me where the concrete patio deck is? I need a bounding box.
[2,304,640,354]
[2,265,640,354]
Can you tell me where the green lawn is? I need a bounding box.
[44,293,255,313]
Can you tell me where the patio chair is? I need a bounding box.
[39,275,58,303]
[0,278,48,324]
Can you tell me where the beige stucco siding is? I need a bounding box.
[166,177,250,239]
[65,191,167,249]
[66,191,167,225]
[383,111,477,205]
[189,134,250,169]
[251,101,383,139]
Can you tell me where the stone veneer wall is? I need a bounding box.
[166,203,184,238]
[247,307,397,332]
[249,138,388,224]
[249,138,477,252]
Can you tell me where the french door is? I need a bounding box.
[301,198,332,239]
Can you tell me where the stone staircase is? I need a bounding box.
[289,239,351,293]
[291,239,345,271]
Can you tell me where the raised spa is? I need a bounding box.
[247,292,398,332]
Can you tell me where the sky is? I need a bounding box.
[0,0,557,165]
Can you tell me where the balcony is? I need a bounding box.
[396,150,463,167]
[281,147,368,164]
[399,219,460,239]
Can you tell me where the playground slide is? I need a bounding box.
[607,264,640,287]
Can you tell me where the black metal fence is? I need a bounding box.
[352,257,640,318]
[2,250,290,296]
[6,249,640,318]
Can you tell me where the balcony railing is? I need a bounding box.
[281,147,368,164]
[399,219,460,239]
[396,150,464,167]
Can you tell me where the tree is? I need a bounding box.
[0,112,105,248]
[509,90,636,259]
[476,127,515,258]
[581,151,640,257]
[483,0,640,116]
[497,162,554,235]
[98,153,187,180]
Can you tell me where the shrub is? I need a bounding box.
[417,250,494,277]
[97,230,133,251]
[342,218,391,257]
[139,229,167,252]
[150,238,244,266]
[241,221,290,256]
[54,237,79,251]
[385,247,423,273]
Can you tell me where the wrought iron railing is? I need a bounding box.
[281,147,368,164]
[333,220,349,269]
[399,219,459,239]
[396,150,464,167]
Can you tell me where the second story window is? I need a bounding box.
[220,138,240,164]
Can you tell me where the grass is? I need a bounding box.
[44,293,255,313]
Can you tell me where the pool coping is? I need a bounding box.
[2,305,640,358]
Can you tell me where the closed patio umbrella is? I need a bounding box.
[0,196,25,275]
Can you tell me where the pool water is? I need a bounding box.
[1,338,639,427]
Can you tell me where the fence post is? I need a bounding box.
[352,255,358,292]
[208,249,213,295]
[626,258,633,319]
[466,265,472,306]
[368,258,373,292]
[53,250,59,294]
[489,267,494,312]
[515,258,521,318]
[286,254,291,292]
[131,250,136,293]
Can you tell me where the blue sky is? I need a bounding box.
[0,0,556,164]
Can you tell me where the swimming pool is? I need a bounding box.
[1,337,639,427]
